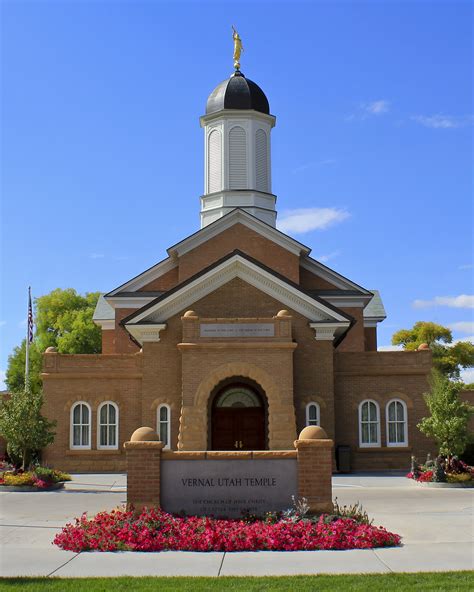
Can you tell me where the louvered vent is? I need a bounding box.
[208,129,222,193]
[229,126,247,189]
[255,129,268,192]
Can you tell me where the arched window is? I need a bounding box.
[255,129,268,192]
[358,400,380,447]
[70,402,91,449]
[157,404,171,449]
[305,402,320,426]
[386,399,408,446]
[208,129,222,193]
[229,125,247,189]
[97,402,119,450]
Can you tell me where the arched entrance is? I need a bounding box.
[211,381,266,450]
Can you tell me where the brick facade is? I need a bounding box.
[42,224,437,473]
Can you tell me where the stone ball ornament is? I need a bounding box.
[298,425,328,440]
[45,346,58,353]
[417,343,430,351]
[130,427,160,442]
[276,309,291,317]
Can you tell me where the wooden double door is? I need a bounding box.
[211,407,266,450]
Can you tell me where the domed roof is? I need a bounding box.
[206,71,270,115]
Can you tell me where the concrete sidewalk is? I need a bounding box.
[1,473,473,577]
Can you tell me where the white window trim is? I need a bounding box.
[305,402,320,427]
[70,402,92,450]
[157,404,171,449]
[358,399,381,448]
[97,401,119,450]
[386,398,408,447]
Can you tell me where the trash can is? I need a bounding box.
[336,445,351,473]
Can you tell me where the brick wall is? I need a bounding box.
[178,224,300,284]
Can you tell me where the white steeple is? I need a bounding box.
[199,71,277,228]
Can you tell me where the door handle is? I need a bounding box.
[239,441,243,449]
[234,441,239,449]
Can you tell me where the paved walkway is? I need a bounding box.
[1,473,473,576]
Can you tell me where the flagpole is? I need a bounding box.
[25,286,31,392]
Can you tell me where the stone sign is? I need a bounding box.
[160,459,297,518]
[200,323,275,338]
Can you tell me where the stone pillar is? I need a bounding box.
[124,427,164,511]
[295,426,333,513]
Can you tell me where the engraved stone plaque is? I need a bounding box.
[161,459,297,518]
[200,323,275,338]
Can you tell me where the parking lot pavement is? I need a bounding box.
[0,472,472,577]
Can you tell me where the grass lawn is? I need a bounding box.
[1,573,473,591]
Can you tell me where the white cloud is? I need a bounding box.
[412,114,473,129]
[453,335,474,345]
[460,368,474,385]
[363,100,390,115]
[277,208,350,234]
[317,250,341,263]
[378,344,403,352]
[90,253,105,259]
[0,321,6,328]
[413,295,474,309]
[450,321,474,334]
[459,264,473,270]
[292,159,336,174]
[0,370,6,391]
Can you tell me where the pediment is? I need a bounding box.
[123,252,351,329]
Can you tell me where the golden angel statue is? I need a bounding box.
[232,26,244,70]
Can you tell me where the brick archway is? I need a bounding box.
[178,362,297,451]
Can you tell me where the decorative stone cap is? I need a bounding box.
[298,426,328,440]
[417,343,430,351]
[45,346,58,353]
[124,441,165,450]
[183,310,198,318]
[276,309,291,318]
[130,426,159,442]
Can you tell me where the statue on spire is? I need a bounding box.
[232,26,243,71]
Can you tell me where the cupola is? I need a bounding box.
[199,31,277,228]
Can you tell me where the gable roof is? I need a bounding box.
[106,256,177,297]
[167,208,311,258]
[300,255,372,295]
[122,250,353,331]
[364,290,386,320]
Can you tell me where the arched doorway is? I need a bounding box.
[211,382,266,450]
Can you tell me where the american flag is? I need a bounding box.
[27,287,34,343]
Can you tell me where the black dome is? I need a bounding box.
[206,71,270,115]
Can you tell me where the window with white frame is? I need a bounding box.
[386,399,408,446]
[70,402,91,449]
[358,400,380,447]
[98,402,119,449]
[158,404,171,449]
[305,402,320,426]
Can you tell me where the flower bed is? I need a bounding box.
[406,455,474,486]
[53,507,401,552]
[0,464,71,490]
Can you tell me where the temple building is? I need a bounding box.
[42,53,436,472]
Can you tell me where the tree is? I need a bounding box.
[418,371,474,458]
[5,289,102,394]
[0,389,56,469]
[392,321,474,379]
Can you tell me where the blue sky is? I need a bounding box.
[1,0,473,387]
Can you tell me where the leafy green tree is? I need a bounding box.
[0,389,56,469]
[5,289,102,394]
[418,371,474,458]
[5,340,43,394]
[392,321,474,379]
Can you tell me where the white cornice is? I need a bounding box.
[309,322,351,341]
[126,324,167,345]
[300,257,371,294]
[94,320,115,330]
[363,318,386,328]
[125,254,350,327]
[106,296,156,309]
[167,209,310,258]
[200,109,276,128]
[106,257,178,296]
[321,296,373,308]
